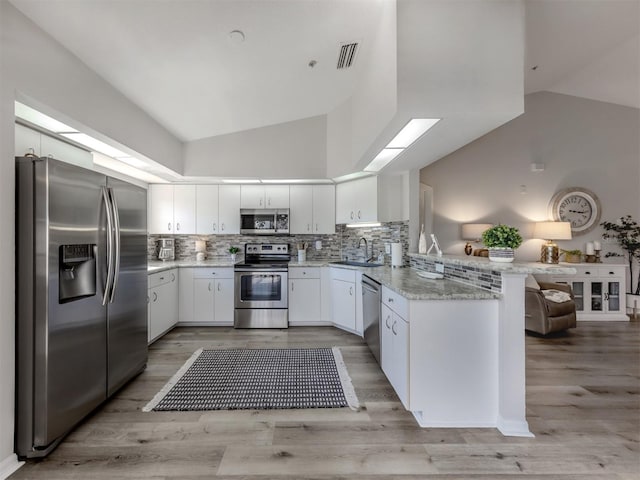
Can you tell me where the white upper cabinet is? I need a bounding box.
[240,185,289,209]
[218,185,241,234]
[290,185,335,235]
[335,175,405,225]
[196,185,219,234]
[148,185,196,234]
[173,185,196,234]
[290,186,313,234]
[312,185,336,234]
[16,124,92,169]
[15,123,41,156]
[148,184,174,234]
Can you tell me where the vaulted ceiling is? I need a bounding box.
[9,0,639,179]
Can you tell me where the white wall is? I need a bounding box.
[326,0,397,178]
[0,3,182,472]
[419,92,640,262]
[183,115,327,178]
[352,0,525,175]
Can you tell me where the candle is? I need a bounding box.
[586,242,595,255]
[593,241,601,250]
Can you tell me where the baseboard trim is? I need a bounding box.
[497,415,535,437]
[0,454,24,480]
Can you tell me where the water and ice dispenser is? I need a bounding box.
[59,244,96,303]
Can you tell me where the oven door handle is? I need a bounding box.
[234,267,289,273]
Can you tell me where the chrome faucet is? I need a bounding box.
[358,237,374,262]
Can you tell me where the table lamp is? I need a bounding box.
[461,223,492,255]
[533,221,572,264]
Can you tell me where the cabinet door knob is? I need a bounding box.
[388,297,394,303]
[349,286,353,296]
[385,315,391,328]
[176,222,180,231]
[392,320,397,335]
[213,223,217,232]
[350,211,354,220]
[168,222,171,231]
[208,282,212,291]
[315,223,318,232]
[357,210,361,219]
[217,282,221,292]
[291,281,295,292]
[153,292,158,302]
[585,271,591,275]
[221,223,225,231]
[307,224,310,232]
[171,273,175,282]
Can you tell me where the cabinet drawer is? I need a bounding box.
[148,269,176,289]
[330,267,356,283]
[382,286,408,319]
[289,267,320,279]
[597,267,624,277]
[192,267,234,279]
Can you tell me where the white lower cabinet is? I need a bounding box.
[289,267,323,325]
[330,268,357,332]
[148,269,178,343]
[540,264,628,321]
[186,268,235,325]
[381,291,409,408]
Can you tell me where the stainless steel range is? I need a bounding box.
[234,243,290,328]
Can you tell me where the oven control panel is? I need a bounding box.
[245,243,289,254]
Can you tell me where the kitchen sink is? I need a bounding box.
[330,260,384,268]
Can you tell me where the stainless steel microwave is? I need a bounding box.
[240,209,289,235]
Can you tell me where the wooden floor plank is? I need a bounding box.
[10,322,640,479]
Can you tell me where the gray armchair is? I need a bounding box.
[525,281,577,335]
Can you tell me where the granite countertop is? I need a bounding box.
[148,257,240,273]
[147,257,498,301]
[408,253,578,275]
[360,266,500,301]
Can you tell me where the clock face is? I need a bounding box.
[550,188,601,235]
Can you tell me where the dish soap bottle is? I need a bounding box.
[418,224,427,254]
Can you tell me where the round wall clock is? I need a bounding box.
[549,187,601,235]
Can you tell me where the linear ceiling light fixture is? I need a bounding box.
[222,179,261,184]
[364,118,441,172]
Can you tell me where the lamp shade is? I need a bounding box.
[461,223,493,241]
[533,221,572,240]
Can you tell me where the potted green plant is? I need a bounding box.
[481,224,523,263]
[228,246,240,262]
[601,215,640,317]
[560,249,583,263]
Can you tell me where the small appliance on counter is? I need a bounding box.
[157,238,175,261]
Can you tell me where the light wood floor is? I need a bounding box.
[11,320,640,479]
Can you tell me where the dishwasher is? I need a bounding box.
[362,275,382,365]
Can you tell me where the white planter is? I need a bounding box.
[488,247,515,263]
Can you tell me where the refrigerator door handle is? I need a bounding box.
[108,188,121,303]
[102,186,115,306]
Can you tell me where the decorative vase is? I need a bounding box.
[230,253,237,262]
[488,247,514,263]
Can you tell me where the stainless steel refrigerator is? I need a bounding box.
[15,156,148,458]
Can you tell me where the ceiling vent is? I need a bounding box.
[337,42,359,69]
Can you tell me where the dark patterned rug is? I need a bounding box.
[143,347,359,411]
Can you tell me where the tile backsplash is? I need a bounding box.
[148,220,410,265]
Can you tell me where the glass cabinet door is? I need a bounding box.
[606,281,621,312]
[591,282,603,311]
[572,281,584,311]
